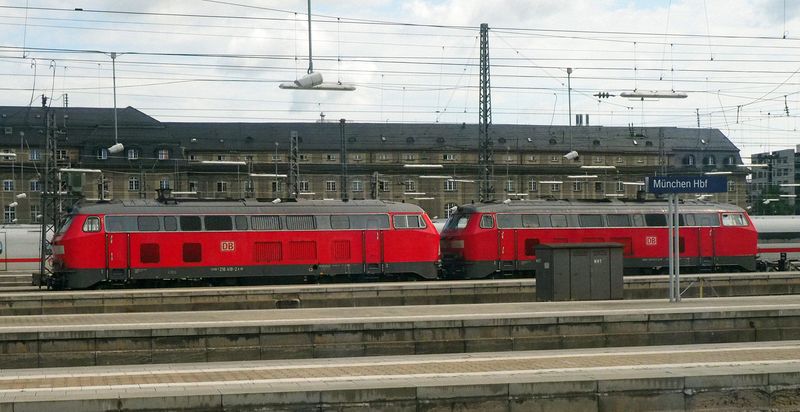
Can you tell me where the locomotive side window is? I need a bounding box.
[722,213,747,226]
[251,215,282,230]
[163,216,178,231]
[480,215,494,228]
[331,215,350,229]
[352,214,390,229]
[235,216,249,230]
[521,214,540,228]
[550,214,567,228]
[286,215,316,230]
[680,214,695,226]
[694,213,720,226]
[631,214,645,227]
[205,216,233,231]
[82,216,101,232]
[606,214,631,227]
[140,243,160,263]
[137,216,161,231]
[497,214,521,229]
[180,216,202,231]
[644,214,667,227]
[105,216,136,232]
[183,243,202,262]
[578,215,604,227]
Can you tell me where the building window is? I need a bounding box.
[29,179,41,192]
[29,149,40,161]
[97,148,108,160]
[442,154,455,161]
[593,156,603,164]
[299,180,310,192]
[527,155,537,162]
[2,180,13,191]
[353,154,363,161]
[158,149,170,160]
[352,180,363,192]
[529,179,538,192]
[636,157,645,164]
[378,180,390,192]
[551,183,561,192]
[444,202,458,218]
[188,181,198,192]
[703,156,716,166]
[685,155,695,166]
[244,155,253,162]
[160,178,170,190]
[216,154,226,161]
[30,204,41,223]
[1,150,14,161]
[550,155,560,163]
[572,181,582,192]
[378,153,390,161]
[325,181,337,192]
[216,181,227,192]
[615,156,624,164]
[326,154,337,161]
[271,154,281,161]
[505,180,515,193]
[404,153,416,161]
[404,179,416,192]
[127,149,139,160]
[56,149,67,160]
[444,179,457,192]
[189,154,197,161]
[3,206,14,223]
[728,181,736,192]
[299,154,309,161]
[616,181,625,192]
[271,181,283,193]
[594,181,604,193]
[128,176,140,192]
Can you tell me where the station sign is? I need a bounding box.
[645,175,728,194]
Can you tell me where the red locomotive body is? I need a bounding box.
[440,199,757,278]
[51,198,440,289]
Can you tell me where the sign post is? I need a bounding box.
[646,175,728,302]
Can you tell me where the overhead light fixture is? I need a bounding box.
[526,137,532,143]
[279,72,356,91]
[403,192,426,196]
[696,194,714,200]
[250,173,287,178]
[738,164,769,168]
[200,160,247,166]
[632,140,638,145]
[59,168,102,173]
[298,192,317,195]
[15,193,26,199]
[605,194,625,198]
[108,142,124,154]
[563,150,579,160]
[403,164,444,169]
[780,183,800,187]
[567,175,598,179]
[580,165,616,170]
[7,202,18,208]
[419,175,452,179]
[449,179,475,183]
[622,181,645,186]
[1,153,16,159]
[704,171,732,175]
[413,197,434,200]
[539,180,563,184]
[780,194,797,198]
[620,90,688,99]
[763,198,780,204]
[171,191,197,196]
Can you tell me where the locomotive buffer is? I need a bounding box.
[646,175,728,302]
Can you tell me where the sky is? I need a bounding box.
[1,0,799,161]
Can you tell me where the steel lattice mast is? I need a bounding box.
[478,23,494,202]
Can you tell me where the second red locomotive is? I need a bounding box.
[51,196,440,289]
[440,199,758,278]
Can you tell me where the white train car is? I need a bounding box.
[0,224,43,272]
[750,215,800,270]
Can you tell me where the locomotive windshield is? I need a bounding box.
[444,214,470,231]
[57,216,74,234]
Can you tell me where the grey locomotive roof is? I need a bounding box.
[72,199,425,215]
[457,199,745,214]
[0,106,740,158]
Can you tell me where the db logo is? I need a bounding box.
[220,241,235,252]
[645,236,657,246]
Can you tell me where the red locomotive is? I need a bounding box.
[440,199,758,278]
[50,195,440,289]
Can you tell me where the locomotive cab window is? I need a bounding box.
[694,213,720,227]
[521,214,541,228]
[497,214,522,229]
[394,214,425,229]
[480,214,494,229]
[722,213,747,226]
[82,216,101,232]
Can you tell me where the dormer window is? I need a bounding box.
[127,148,139,160]
[97,148,108,160]
[158,149,170,160]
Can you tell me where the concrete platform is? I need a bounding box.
[0,295,799,369]
[0,341,798,411]
[1,272,799,315]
